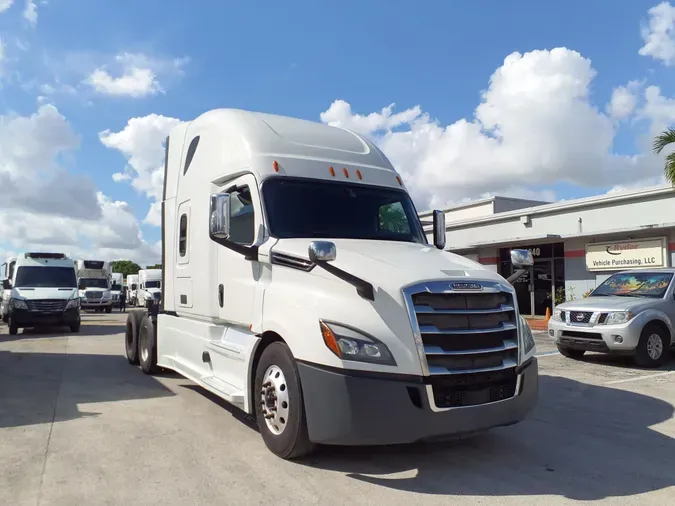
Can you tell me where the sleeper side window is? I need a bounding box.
[179,214,188,257]
[228,185,255,245]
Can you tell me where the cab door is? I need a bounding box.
[216,173,263,329]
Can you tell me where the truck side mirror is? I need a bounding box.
[2,279,10,290]
[510,249,534,269]
[432,210,446,250]
[210,193,231,239]
[308,241,337,262]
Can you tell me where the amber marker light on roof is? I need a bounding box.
[272,161,279,172]
[396,176,403,185]
[329,166,336,176]
[343,168,349,178]
[356,169,363,180]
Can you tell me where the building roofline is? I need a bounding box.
[422,184,675,231]
[418,195,552,217]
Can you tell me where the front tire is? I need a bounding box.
[557,345,586,359]
[8,316,18,335]
[254,342,315,460]
[70,322,80,333]
[105,306,112,314]
[635,323,670,368]
[138,315,159,374]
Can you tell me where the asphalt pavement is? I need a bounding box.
[1,310,674,505]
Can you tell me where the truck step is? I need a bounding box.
[200,375,245,405]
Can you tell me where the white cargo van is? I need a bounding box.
[110,272,124,308]
[136,269,162,307]
[2,252,80,334]
[123,108,538,459]
[1,256,17,323]
[76,260,113,313]
[126,274,139,306]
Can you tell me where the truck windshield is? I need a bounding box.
[80,278,109,289]
[15,267,77,288]
[146,281,160,288]
[590,272,673,298]
[262,178,427,243]
[111,282,122,291]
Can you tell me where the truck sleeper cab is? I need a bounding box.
[137,269,162,308]
[2,252,81,335]
[124,108,539,459]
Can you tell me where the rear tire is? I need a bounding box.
[138,315,159,374]
[557,345,586,359]
[635,323,670,368]
[125,311,144,365]
[254,342,315,460]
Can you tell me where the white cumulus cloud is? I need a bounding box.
[84,52,188,98]
[0,0,13,13]
[23,0,36,26]
[99,113,184,225]
[639,1,675,66]
[321,47,663,211]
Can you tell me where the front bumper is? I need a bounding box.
[297,358,538,446]
[10,307,80,328]
[81,299,112,309]
[547,319,640,353]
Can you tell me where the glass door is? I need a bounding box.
[532,259,554,316]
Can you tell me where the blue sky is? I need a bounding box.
[1,0,674,264]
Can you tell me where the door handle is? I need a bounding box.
[218,284,224,307]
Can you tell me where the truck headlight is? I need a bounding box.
[102,290,111,299]
[319,320,396,366]
[602,311,635,325]
[11,298,28,310]
[66,297,80,309]
[552,309,565,322]
[519,315,536,359]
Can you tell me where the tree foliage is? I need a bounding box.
[146,264,162,269]
[652,128,675,185]
[111,260,141,277]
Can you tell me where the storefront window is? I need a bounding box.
[499,242,565,317]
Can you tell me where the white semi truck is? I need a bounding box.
[110,272,124,308]
[126,274,139,306]
[1,256,17,323]
[2,252,80,334]
[136,269,162,307]
[76,260,113,313]
[123,108,538,459]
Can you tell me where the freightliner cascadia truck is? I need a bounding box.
[123,108,538,459]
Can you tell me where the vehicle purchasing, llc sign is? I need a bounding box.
[585,237,668,271]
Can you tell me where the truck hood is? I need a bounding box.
[271,238,510,293]
[557,296,658,312]
[13,287,78,300]
[145,288,161,295]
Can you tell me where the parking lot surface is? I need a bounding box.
[1,311,674,505]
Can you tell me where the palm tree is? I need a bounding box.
[653,128,675,185]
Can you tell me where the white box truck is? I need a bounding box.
[110,272,124,308]
[1,256,17,323]
[126,274,139,306]
[76,260,113,313]
[2,252,81,335]
[123,108,538,459]
[136,269,162,307]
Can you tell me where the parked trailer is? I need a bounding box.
[76,260,113,313]
[124,108,538,459]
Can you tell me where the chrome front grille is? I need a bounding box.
[85,291,102,299]
[26,299,67,312]
[403,280,520,409]
[570,311,592,324]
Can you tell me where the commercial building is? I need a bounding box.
[421,185,675,318]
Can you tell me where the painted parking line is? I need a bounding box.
[604,371,675,385]
[535,350,561,357]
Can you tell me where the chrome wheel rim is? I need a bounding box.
[260,365,289,435]
[647,334,663,360]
